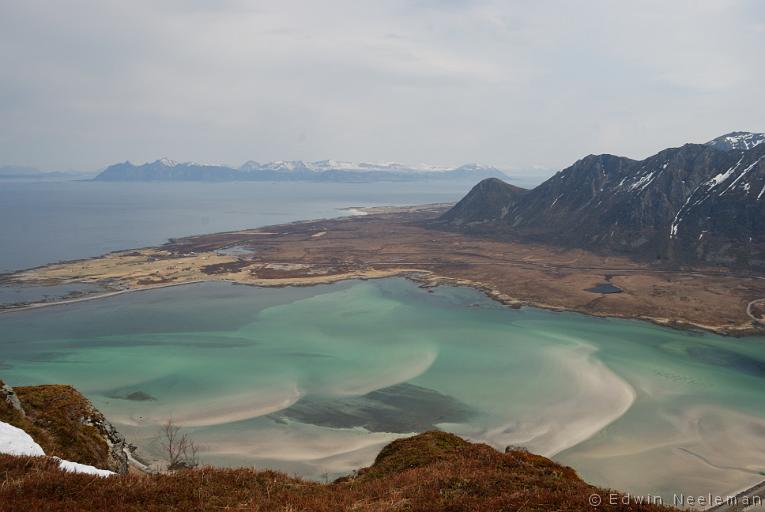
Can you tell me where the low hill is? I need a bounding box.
[437,177,528,226]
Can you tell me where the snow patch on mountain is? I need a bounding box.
[706,132,765,152]
[721,157,764,195]
[629,171,656,192]
[157,157,179,167]
[708,158,744,188]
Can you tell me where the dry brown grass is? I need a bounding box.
[0,431,674,512]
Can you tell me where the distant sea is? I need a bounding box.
[0,179,477,273]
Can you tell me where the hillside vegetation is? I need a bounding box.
[0,379,131,473]
[0,430,672,511]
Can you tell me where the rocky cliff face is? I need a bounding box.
[0,381,24,417]
[436,132,765,270]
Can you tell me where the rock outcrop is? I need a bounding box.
[0,379,133,474]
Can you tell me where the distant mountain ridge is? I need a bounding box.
[436,131,765,270]
[238,159,460,173]
[94,159,508,183]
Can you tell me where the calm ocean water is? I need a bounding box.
[0,179,474,273]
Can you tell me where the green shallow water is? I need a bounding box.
[2,278,765,500]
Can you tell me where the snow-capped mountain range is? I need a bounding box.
[94,159,508,182]
[238,159,463,173]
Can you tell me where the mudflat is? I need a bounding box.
[4,205,764,336]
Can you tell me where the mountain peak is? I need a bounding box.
[705,131,765,152]
[453,163,498,172]
[239,160,261,171]
[437,177,527,226]
[156,157,179,167]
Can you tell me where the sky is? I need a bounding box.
[1,0,764,173]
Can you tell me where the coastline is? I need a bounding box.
[1,204,763,337]
[2,269,760,338]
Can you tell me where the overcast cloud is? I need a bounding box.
[0,0,763,172]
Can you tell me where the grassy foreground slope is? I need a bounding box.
[0,431,672,512]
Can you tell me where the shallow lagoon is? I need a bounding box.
[1,277,765,500]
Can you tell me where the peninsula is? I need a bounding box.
[3,203,764,336]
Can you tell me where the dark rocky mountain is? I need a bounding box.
[436,132,765,270]
[94,158,508,183]
[669,142,765,268]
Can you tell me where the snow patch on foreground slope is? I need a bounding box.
[0,421,114,477]
[54,457,115,477]
[0,421,44,456]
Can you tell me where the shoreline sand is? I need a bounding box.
[2,271,757,337]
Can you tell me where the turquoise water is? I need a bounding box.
[1,278,765,500]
